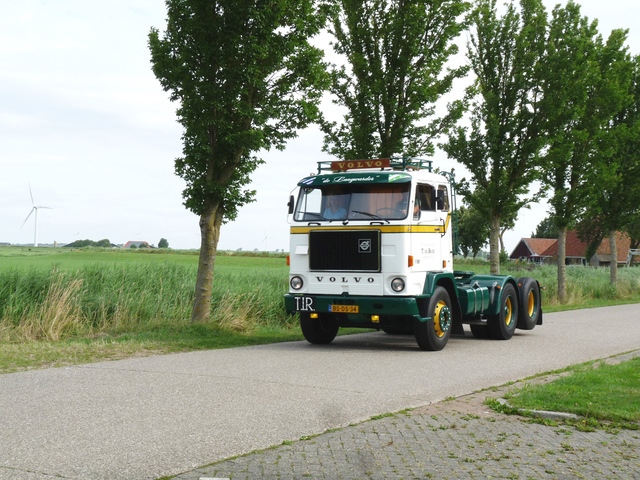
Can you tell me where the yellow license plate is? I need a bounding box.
[330,305,359,313]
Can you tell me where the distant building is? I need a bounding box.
[510,231,636,267]
[588,232,633,267]
[509,238,556,264]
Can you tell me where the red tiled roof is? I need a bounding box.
[595,232,631,262]
[565,230,589,257]
[523,238,556,256]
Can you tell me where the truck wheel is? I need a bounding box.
[488,283,518,340]
[516,277,541,330]
[415,286,452,351]
[300,312,339,344]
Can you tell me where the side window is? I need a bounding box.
[294,188,322,221]
[437,185,449,211]
[416,184,435,211]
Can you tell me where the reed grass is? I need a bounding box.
[1,254,639,344]
[0,261,292,342]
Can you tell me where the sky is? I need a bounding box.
[2,1,639,252]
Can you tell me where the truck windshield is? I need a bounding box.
[293,184,412,221]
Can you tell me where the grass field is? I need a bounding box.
[0,246,290,338]
[0,246,299,372]
[1,245,640,374]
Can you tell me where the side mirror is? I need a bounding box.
[288,195,294,215]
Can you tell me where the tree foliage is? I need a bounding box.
[322,0,471,159]
[538,1,610,301]
[444,0,547,274]
[626,214,640,250]
[582,52,640,283]
[158,238,169,249]
[149,0,329,321]
[63,239,112,248]
[531,216,558,239]
[457,203,489,258]
[539,2,603,229]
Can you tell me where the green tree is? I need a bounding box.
[149,0,329,322]
[158,238,169,249]
[626,213,640,250]
[531,216,558,239]
[457,203,489,258]
[63,239,111,248]
[582,52,639,284]
[538,2,608,302]
[322,0,470,159]
[444,0,547,274]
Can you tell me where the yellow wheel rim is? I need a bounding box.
[527,291,536,317]
[504,296,513,326]
[433,300,451,338]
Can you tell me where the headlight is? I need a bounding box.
[391,278,405,292]
[290,276,304,290]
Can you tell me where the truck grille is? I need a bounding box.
[309,230,381,272]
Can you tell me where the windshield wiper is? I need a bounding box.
[351,211,390,223]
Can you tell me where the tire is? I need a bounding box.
[300,312,339,344]
[415,286,452,351]
[515,277,541,330]
[487,283,518,340]
[470,324,490,339]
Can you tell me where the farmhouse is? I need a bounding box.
[510,230,638,267]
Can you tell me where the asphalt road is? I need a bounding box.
[1,304,639,480]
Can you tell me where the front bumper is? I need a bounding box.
[284,293,425,323]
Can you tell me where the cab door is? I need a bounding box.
[435,184,453,271]
[410,183,440,272]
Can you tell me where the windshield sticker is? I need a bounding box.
[299,177,315,186]
[330,175,375,184]
[299,173,411,186]
[389,174,410,182]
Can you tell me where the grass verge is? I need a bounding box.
[0,325,305,374]
[487,355,640,431]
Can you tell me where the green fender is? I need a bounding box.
[420,272,519,329]
[420,272,465,334]
[454,273,518,317]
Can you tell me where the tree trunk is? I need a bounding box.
[609,229,618,285]
[191,204,224,323]
[499,227,506,256]
[489,215,500,275]
[557,226,567,304]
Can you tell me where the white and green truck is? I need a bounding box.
[284,156,542,351]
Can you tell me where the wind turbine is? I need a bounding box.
[261,230,270,252]
[21,185,51,247]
